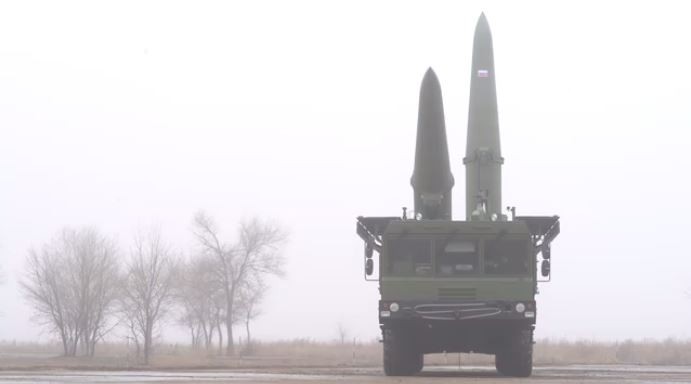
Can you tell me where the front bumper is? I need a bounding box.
[379,300,536,323]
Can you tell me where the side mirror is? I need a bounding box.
[542,245,551,260]
[541,260,551,277]
[365,258,374,276]
[365,242,374,259]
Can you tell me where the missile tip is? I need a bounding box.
[420,67,442,96]
[423,67,439,83]
[475,12,491,35]
[477,12,489,25]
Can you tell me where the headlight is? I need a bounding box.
[515,302,525,313]
[389,302,400,312]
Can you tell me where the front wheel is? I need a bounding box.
[411,352,424,374]
[495,330,533,377]
[383,328,423,376]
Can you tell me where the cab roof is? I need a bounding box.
[384,219,531,236]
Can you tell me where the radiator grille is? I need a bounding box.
[438,287,476,300]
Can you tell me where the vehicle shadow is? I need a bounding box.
[417,370,501,378]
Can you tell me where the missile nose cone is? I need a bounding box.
[417,67,444,144]
[467,11,498,156]
[476,12,490,31]
[421,67,441,94]
[472,13,494,66]
[418,68,444,131]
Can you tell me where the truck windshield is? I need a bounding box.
[385,237,529,277]
[387,238,432,276]
[435,240,478,276]
[484,239,529,275]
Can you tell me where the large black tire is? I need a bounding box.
[411,352,424,374]
[495,330,533,377]
[383,328,423,376]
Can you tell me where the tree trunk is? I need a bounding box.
[225,320,234,355]
[217,320,223,355]
[225,296,234,355]
[59,330,69,356]
[189,325,196,348]
[245,317,251,354]
[69,334,79,357]
[144,321,152,365]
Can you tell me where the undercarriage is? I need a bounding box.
[381,317,534,377]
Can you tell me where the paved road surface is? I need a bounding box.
[2,365,691,383]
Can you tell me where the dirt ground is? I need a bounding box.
[2,365,691,383]
[2,341,691,383]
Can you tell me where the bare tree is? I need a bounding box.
[23,245,76,355]
[176,255,225,352]
[191,212,287,355]
[80,231,121,357]
[120,229,178,364]
[22,228,120,356]
[177,309,202,349]
[337,323,349,345]
[237,277,266,354]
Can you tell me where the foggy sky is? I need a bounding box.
[1,0,691,343]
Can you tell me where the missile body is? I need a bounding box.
[411,68,455,220]
[464,13,504,220]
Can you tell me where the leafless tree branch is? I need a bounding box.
[120,228,179,364]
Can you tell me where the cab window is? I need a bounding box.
[435,240,478,276]
[387,238,432,276]
[484,239,529,275]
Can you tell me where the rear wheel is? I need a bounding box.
[383,328,422,376]
[495,330,533,377]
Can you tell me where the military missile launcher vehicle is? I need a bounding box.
[356,14,560,377]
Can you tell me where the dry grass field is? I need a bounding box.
[2,338,691,370]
